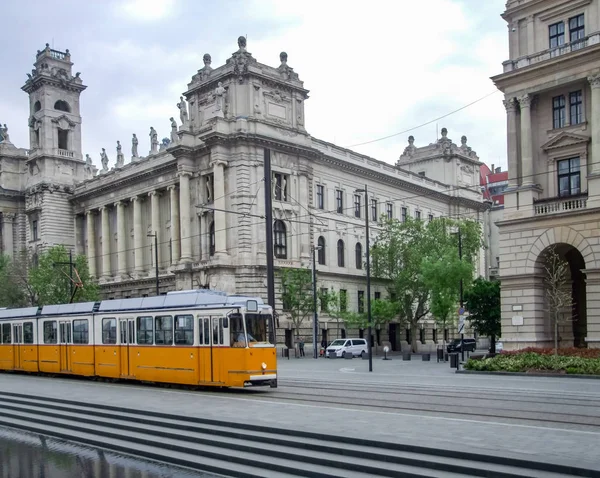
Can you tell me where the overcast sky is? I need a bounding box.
[1,0,508,171]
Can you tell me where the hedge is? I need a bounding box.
[464,352,600,375]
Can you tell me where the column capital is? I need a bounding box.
[210,159,228,169]
[517,94,532,109]
[2,212,16,222]
[588,75,600,89]
[148,190,161,198]
[85,209,96,217]
[114,200,124,208]
[130,196,142,203]
[503,97,517,113]
[167,184,178,192]
[99,205,108,213]
[177,171,193,178]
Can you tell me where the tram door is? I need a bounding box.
[119,319,135,378]
[59,321,72,372]
[12,324,23,369]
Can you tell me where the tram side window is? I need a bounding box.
[43,321,57,344]
[137,316,153,345]
[73,319,89,344]
[213,317,224,346]
[174,315,194,345]
[1,324,11,344]
[155,316,173,345]
[102,318,117,344]
[23,322,34,344]
[198,317,210,345]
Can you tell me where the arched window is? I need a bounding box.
[33,101,41,113]
[317,236,326,265]
[54,100,70,112]
[337,239,345,267]
[209,221,215,256]
[274,220,287,259]
[355,243,363,269]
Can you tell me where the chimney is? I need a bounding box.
[491,164,494,173]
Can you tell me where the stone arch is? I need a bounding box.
[525,226,596,274]
[54,100,70,112]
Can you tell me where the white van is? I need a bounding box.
[326,338,368,358]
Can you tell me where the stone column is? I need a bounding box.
[178,172,192,262]
[518,94,534,186]
[131,196,144,274]
[168,185,181,264]
[86,210,96,278]
[212,162,228,255]
[115,201,127,277]
[503,97,519,187]
[149,191,162,268]
[1,213,15,258]
[100,206,111,279]
[588,75,600,175]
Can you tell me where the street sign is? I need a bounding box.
[458,316,465,334]
[458,307,465,316]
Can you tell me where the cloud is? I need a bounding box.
[114,0,177,22]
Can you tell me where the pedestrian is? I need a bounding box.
[299,339,305,357]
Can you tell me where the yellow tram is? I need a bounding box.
[0,290,277,388]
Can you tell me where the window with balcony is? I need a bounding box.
[401,206,407,223]
[553,95,566,129]
[317,236,326,265]
[337,239,345,267]
[336,190,343,214]
[274,220,287,258]
[569,14,585,48]
[549,21,565,48]
[570,90,583,125]
[316,184,324,209]
[354,194,361,218]
[386,203,393,220]
[57,128,69,150]
[558,157,580,197]
[370,199,377,221]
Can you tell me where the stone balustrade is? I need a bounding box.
[533,195,588,216]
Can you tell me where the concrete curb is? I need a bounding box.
[456,369,600,379]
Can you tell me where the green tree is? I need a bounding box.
[279,267,314,338]
[0,254,27,307]
[371,217,482,352]
[464,278,501,354]
[29,245,99,306]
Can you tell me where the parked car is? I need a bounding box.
[495,341,504,353]
[326,338,368,358]
[446,338,477,353]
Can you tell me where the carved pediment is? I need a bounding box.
[51,114,76,129]
[541,131,590,151]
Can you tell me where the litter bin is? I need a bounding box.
[422,353,430,361]
[449,352,459,369]
[402,353,411,361]
[436,348,444,362]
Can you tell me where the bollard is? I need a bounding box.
[402,353,411,361]
[436,348,444,363]
[422,353,430,361]
[449,352,459,369]
[382,346,391,360]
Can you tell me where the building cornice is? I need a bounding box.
[497,205,600,227]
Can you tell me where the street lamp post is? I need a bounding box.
[311,244,322,359]
[458,227,465,362]
[147,232,159,296]
[355,184,373,373]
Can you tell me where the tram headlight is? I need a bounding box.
[261,362,267,370]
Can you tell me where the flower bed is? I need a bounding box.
[464,352,600,375]
[500,347,600,359]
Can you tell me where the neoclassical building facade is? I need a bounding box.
[493,0,600,349]
[0,39,488,348]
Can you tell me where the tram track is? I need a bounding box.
[0,391,598,478]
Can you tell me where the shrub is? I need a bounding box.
[464,352,600,375]
[500,347,600,359]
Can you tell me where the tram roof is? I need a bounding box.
[0,306,39,319]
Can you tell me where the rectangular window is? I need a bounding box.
[174,314,194,345]
[155,315,173,345]
[339,290,347,312]
[316,184,324,209]
[570,90,583,125]
[354,194,361,218]
[386,203,393,220]
[102,318,117,345]
[336,190,343,214]
[319,288,328,312]
[569,14,585,47]
[374,292,381,300]
[558,157,581,197]
[358,290,365,313]
[32,220,38,241]
[43,321,57,344]
[428,213,434,222]
[136,316,153,345]
[401,207,407,223]
[553,95,566,129]
[2,323,11,344]
[72,319,89,344]
[199,317,210,345]
[415,210,421,220]
[274,173,288,201]
[23,322,34,344]
[213,317,224,345]
[549,21,565,48]
[371,199,377,221]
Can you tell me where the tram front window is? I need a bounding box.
[230,313,246,348]
[245,314,272,344]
